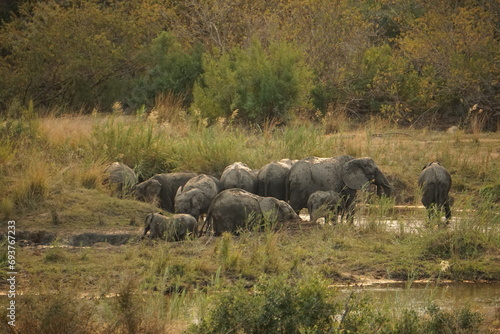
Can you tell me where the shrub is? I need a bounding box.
[192,38,313,124]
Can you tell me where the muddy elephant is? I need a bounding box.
[103,162,138,197]
[135,172,197,212]
[220,162,258,194]
[418,162,452,221]
[142,213,197,241]
[287,155,391,217]
[203,188,301,236]
[257,159,295,200]
[174,174,223,221]
[307,190,343,223]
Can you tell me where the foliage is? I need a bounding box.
[0,0,168,112]
[192,38,313,124]
[186,275,341,334]
[0,0,499,127]
[131,31,203,109]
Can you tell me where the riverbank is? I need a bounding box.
[0,114,498,332]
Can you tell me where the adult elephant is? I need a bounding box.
[142,213,197,241]
[220,162,258,194]
[418,162,452,221]
[135,172,197,212]
[103,162,138,197]
[287,155,392,215]
[203,188,301,236]
[257,159,295,200]
[174,174,223,222]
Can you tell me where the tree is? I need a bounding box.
[0,0,170,113]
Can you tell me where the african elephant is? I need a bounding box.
[257,159,296,200]
[203,188,301,236]
[103,162,138,197]
[220,162,258,194]
[135,172,197,212]
[142,213,197,241]
[307,190,343,223]
[418,162,452,221]
[174,174,223,221]
[287,155,391,217]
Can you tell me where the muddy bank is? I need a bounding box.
[3,230,139,246]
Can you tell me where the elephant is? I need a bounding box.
[418,162,452,221]
[135,172,197,212]
[257,159,296,200]
[307,190,343,223]
[103,162,138,197]
[203,188,301,236]
[174,174,223,222]
[220,162,258,194]
[142,213,197,241]
[287,155,391,218]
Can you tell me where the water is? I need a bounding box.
[343,281,500,323]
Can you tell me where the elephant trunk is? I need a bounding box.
[375,171,392,197]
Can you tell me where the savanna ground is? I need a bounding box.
[0,108,499,333]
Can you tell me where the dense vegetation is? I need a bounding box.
[1,0,499,129]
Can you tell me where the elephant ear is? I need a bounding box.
[148,180,162,196]
[342,158,372,190]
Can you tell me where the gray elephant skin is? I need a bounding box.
[204,188,301,236]
[136,172,197,212]
[174,174,223,221]
[220,162,258,193]
[287,155,392,215]
[142,213,197,241]
[103,162,138,197]
[418,162,452,221]
[257,159,295,200]
[307,190,343,223]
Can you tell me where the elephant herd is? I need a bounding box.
[103,156,452,242]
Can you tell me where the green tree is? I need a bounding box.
[192,38,313,124]
[0,0,169,113]
[131,31,203,108]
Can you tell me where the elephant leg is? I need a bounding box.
[444,203,451,222]
[141,226,149,240]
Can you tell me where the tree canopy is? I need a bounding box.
[0,0,498,127]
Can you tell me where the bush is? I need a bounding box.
[131,31,203,108]
[187,275,338,334]
[192,38,313,124]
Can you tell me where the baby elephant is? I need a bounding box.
[142,213,197,241]
[418,162,452,222]
[307,190,342,223]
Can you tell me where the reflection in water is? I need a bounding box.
[344,282,500,324]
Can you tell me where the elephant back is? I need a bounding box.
[221,162,257,193]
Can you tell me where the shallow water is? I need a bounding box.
[344,281,500,324]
